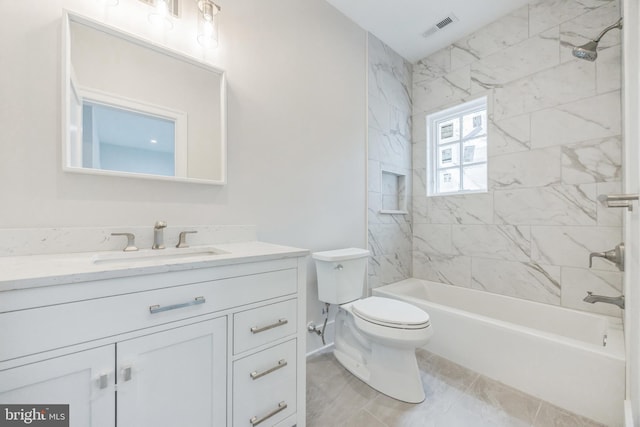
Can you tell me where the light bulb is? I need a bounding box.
[149,0,173,30]
[197,1,220,48]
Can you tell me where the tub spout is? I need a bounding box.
[583,291,625,309]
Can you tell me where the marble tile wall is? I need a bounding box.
[411,0,623,317]
[367,34,413,290]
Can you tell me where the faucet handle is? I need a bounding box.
[589,243,624,271]
[154,220,167,229]
[589,251,606,268]
[111,233,138,252]
[176,231,197,248]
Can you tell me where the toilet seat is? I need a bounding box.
[351,297,430,330]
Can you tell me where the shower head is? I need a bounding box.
[572,40,599,61]
[572,17,623,62]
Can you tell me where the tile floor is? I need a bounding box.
[306,349,606,427]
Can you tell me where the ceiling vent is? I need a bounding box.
[422,13,459,38]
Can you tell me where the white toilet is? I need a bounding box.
[312,248,433,403]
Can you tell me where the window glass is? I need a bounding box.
[438,168,460,193]
[438,119,459,144]
[462,164,487,192]
[438,144,460,168]
[427,97,488,196]
[463,137,487,164]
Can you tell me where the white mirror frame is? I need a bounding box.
[61,11,227,185]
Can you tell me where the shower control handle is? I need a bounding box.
[598,193,639,211]
[589,242,624,271]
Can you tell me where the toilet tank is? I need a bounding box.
[312,248,369,305]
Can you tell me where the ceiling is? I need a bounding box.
[325,0,532,63]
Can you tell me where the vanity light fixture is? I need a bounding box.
[149,0,174,30]
[196,0,221,48]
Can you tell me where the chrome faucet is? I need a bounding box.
[152,221,167,249]
[176,231,197,248]
[589,242,624,271]
[111,232,138,252]
[583,291,625,309]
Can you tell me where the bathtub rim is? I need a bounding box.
[373,278,625,360]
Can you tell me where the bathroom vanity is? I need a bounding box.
[0,239,307,427]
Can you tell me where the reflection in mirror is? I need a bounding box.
[81,102,177,176]
[63,12,226,184]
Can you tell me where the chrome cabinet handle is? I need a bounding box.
[122,366,132,382]
[250,359,287,380]
[97,373,109,389]
[250,318,288,334]
[250,401,287,426]
[149,296,205,314]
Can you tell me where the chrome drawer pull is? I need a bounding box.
[250,401,287,426]
[122,366,132,382]
[250,359,288,380]
[250,318,288,334]
[149,296,205,314]
[98,373,109,389]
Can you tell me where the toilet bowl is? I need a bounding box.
[312,248,433,403]
[350,296,432,348]
[333,297,432,403]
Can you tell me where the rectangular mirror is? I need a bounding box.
[62,12,226,184]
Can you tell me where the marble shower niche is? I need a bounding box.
[380,169,408,214]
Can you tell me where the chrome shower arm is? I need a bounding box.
[593,17,623,42]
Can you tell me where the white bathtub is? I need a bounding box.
[373,278,625,426]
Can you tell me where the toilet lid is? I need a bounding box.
[352,297,430,329]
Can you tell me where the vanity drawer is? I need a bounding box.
[0,268,297,361]
[233,339,297,427]
[233,299,297,354]
[273,414,297,427]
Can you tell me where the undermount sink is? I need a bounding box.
[92,246,230,264]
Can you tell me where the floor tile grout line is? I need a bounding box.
[363,408,390,427]
[530,400,543,427]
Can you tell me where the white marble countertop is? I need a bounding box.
[0,241,309,292]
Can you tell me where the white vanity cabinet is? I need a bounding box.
[0,345,115,427]
[116,318,227,427]
[0,249,307,427]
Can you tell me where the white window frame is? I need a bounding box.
[426,96,488,196]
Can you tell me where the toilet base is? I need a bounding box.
[333,308,427,403]
[334,345,425,403]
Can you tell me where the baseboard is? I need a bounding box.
[306,343,334,358]
[624,400,635,427]
[305,319,335,356]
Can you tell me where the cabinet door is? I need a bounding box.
[0,345,115,427]
[117,318,227,427]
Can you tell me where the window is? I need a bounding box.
[426,97,488,196]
